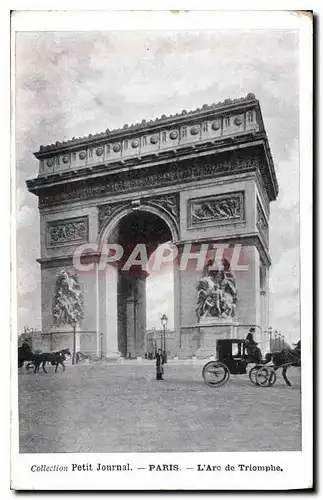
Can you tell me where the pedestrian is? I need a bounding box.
[156,348,165,380]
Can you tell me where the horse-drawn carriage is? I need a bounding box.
[18,341,71,373]
[202,338,300,388]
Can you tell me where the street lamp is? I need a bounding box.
[268,326,273,351]
[274,330,278,351]
[100,332,103,360]
[161,314,168,362]
[72,321,77,365]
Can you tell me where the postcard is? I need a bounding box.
[10,9,313,491]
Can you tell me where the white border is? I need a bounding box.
[9,9,313,491]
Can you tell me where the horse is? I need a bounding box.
[33,348,71,373]
[264,343,301,386]
[196,277,216,320]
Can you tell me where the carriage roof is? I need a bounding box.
[217,338,246,345]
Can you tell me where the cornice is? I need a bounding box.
[27,94,278,205]
[35,94,258,157]
[29,134,262,189]
[36,253,101,269]
[27,133,268,190]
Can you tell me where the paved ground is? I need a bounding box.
[18,362,301,453]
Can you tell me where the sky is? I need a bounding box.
[15,30,300,342]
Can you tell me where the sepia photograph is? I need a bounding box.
[10,9,313,491]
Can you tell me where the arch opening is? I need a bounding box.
[103,209,176,358]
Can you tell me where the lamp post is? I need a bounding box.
[268,326,273,351]
[274,330,278,351]
[161,314,168,363]
[100,332,103,360]
[72,322,77,365]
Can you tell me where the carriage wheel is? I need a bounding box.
[202,361,230,387]
[249,365,262,385]
[256,367,277,387]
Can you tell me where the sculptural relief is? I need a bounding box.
[189,193,244,227]
[98,202,127,232]
[148,194,179,220]
[47,217,88,247]
[196,258,237,321]
[52,268,84,326]
[169,130,179,140]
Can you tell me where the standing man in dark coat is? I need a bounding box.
[156,349,165,380]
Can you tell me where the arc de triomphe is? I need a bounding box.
[27,94,278,358]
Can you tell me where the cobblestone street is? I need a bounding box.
[19,362,301,453]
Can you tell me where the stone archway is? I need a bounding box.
[98,205,179,358]
[99,202,179,246]
[29,95,278,359]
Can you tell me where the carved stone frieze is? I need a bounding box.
[98,201,127,232]
[47,216,88,247]
[39,156,259,208]
[146,193,179,221]
[188,192,244,228]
